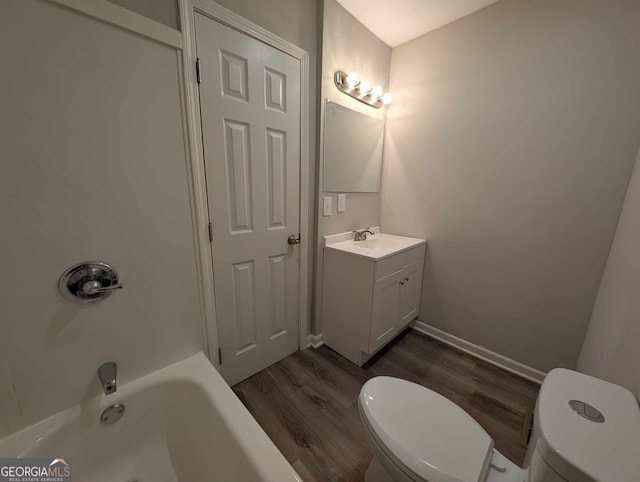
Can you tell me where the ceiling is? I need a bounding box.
[335,0,501,47]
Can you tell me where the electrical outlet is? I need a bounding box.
[323,196,332,216]
[338,193,346,212]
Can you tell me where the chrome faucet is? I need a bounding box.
[97,362,117,395]
[353,228,375,241]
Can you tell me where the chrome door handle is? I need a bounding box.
[287,234,301,245]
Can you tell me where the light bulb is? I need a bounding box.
[358,80,372,95]
[371,85,384,99]
[345,72,359,88]
[381,93,392,105]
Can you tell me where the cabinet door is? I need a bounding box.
[399,262,424,329]
[369,269,404,353]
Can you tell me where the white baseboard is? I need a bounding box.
[306,333,324,349]
[410,320,546,384]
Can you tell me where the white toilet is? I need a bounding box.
[359,369,640,482]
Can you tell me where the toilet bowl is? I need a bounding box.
[358,369,640,482]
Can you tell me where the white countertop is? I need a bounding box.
[324,226,426,261]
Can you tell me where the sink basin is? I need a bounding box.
[358,238,399,250]
[324,227,426,260]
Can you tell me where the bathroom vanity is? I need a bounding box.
[322,227,427,365]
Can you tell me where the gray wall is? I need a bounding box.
[108,0,179,29]
[0,0,203,435]
[381,0,640,371]
[578,146,640,397]
[313,0,391,333]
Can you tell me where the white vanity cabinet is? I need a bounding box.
[369,260,424,353]
[322,229,426,366]
[399,262,423,328]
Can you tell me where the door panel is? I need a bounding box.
[399,262,423,329]
[195,13,301,385]
[220,50,248,101]
[266,128,287,229]
[231,260,257,354]
[268,254,287,339]
[224,120,253,232]
[265,68,287,112]
[369,270,403,353]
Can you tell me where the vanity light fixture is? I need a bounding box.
[334,70,391,109]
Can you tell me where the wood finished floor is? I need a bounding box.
[232,329,540,482]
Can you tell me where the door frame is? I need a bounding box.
[179,0,310,369]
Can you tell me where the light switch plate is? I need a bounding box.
[323,196,332,216]
[337,193,346,212]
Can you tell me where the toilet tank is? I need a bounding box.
[523,368,640,482]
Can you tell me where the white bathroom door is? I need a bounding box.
[195,13,301,385]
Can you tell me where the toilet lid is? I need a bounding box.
[360,377,494,482]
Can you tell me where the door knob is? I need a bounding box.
[287,234,301,245]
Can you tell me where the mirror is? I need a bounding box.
[323,100,385,192]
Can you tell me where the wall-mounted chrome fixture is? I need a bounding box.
[58,261,123,304]
[334,71,392,109]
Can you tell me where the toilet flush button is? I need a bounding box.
[569,400,605,423]
[584,404,603,420]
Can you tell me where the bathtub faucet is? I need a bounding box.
[97,362,117,395]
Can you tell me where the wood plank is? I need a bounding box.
[471,360,539,415]
[287,348,366,409]
[233,330,540,480]
[232,370,304,463]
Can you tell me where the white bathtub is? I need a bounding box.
[0,352,301,482]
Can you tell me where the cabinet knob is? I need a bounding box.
[404,277,409,281]
[399,281,405,286]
